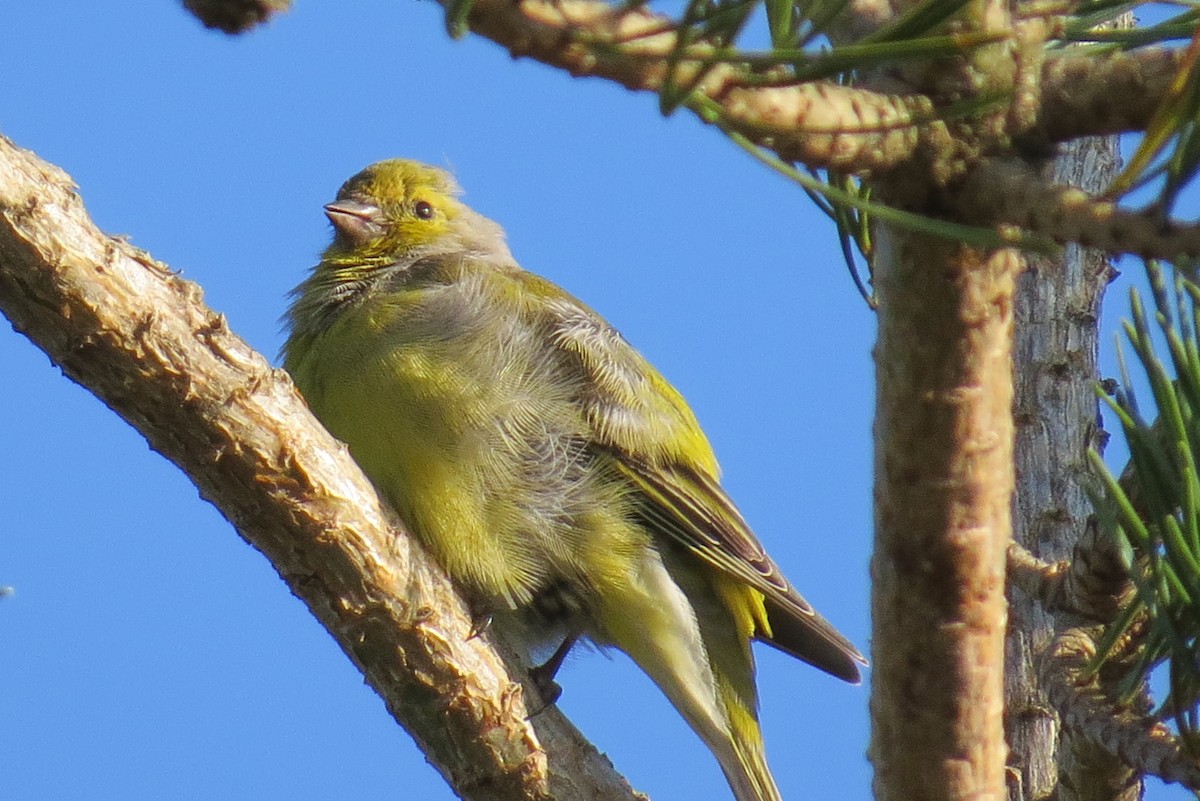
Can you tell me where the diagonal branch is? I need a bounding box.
[0,134,637,801]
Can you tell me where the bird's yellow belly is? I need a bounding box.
[289,298,651,650]
[310,340,544,603]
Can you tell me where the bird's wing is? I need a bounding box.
[616,456,864,682]
[530,276,865,681]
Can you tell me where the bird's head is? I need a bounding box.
[285,160,514,340]
[321,159,510,265]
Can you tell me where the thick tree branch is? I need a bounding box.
[0,135,637,801]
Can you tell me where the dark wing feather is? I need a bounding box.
[532,277,866,682]
[616,456,865,683]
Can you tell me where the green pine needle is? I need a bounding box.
[1092,261,1200,734]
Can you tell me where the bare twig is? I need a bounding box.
[182,0,291,33]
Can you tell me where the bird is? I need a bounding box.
[282,159,865,801]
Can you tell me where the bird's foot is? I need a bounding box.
[525,635,576,717]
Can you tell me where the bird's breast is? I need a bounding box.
[293,284,629,624]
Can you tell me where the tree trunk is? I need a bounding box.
[1006,134,1130,801]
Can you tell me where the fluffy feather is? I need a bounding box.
[283,159,865,801]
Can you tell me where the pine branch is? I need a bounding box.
[1007,529,1130,622]
[1038,47,1187,143]
[453,0,936,172]
[0,134,637,801]
[1044,627,1200,791]
[180,1,1187,177]
[953,158,1200,262]
[448,0,1186,169]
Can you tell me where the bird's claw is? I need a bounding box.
[467,613,492,641]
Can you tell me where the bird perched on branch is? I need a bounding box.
[283,159,865,801]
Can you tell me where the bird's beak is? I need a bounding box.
[324,199,384,243]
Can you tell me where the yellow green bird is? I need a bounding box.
[282,159,865,801]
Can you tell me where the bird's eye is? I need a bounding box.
[414,201,435,220]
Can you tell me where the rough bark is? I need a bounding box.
[0,134,638,801]
[1006,133,1125,801]
[1045,628,1200,793]
[870,230,1017,801]
[952,158,1200,262]
[1037,48,1186,143]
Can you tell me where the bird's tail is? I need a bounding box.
[712,692,783,801]
[641,642,783,801]
[597,548,786,801]
[660,573,785,801]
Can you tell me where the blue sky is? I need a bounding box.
[0,3,1181,801]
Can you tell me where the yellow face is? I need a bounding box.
[286,159,514,344]
[323,159,465,263]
